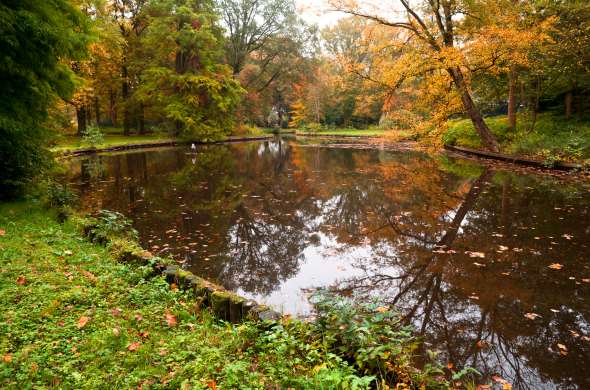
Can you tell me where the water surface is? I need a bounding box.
[65,138,590,389]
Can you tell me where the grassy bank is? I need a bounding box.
[0,203,458,389]
[443,113,590,164]
[51,134,173,153]
[51,132,272,154]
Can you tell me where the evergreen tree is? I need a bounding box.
[0,0,89,198]
[138,0,243,141]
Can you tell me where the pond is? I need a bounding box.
[65,137,590,389]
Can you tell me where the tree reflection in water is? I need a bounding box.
[65,139,590,388]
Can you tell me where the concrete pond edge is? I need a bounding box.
[80,219,282,324]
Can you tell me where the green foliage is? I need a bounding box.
[0,0,90,199]
[81,125,105,148]
[88,210,139,244]
[310,291,457,388]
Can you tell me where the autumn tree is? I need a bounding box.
[330,0,509,151]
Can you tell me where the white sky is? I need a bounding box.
[296,0,346,27]
[296,0,404,28]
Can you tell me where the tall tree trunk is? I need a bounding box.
[122,64,131,136]
[109,88,117,126]
[76,106,87,136]
[507,67,518,130]
[448,67,500,152]
[139,103,146,135]
[94,96,100,125]
[565,91,573,120]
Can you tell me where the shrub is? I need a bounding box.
[87,210,138,244]
[82,125,104,147]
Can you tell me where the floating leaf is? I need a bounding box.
[466,251,485,258]
[524,313,541,320]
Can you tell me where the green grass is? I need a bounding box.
[0,203,374,388]
[443,112,590,163]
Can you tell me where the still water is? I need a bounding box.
[65,138,590,389]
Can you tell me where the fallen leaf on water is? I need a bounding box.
[524,313,541,320]
[466,251,485,258]
[77,316,90,329]
[16,276,26,285]
[127,342,141,351]
[548,263,563,270]
[165,312,177,327]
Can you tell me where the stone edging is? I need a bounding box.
[81,222,282,324]
[56,135,274,158]
[444,144,585,171]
